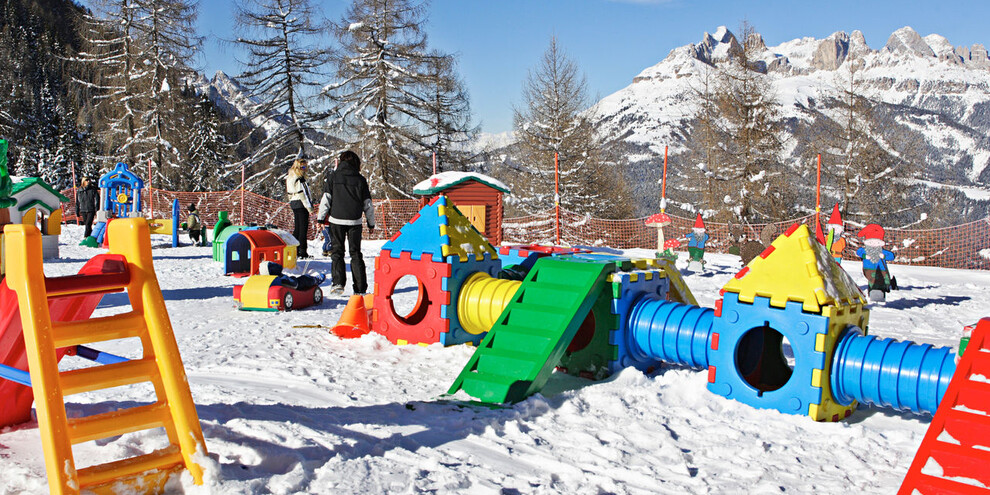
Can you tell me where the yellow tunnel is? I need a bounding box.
[457,272,522,335]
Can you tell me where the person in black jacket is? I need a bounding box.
[76,177,99,238]
[317,150,376,295]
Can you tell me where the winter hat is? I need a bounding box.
[857,223,885,240]
[188,203,197,212]
[693,213,705,230]
[826,204,843,227]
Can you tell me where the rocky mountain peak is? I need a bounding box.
[884,26,935,57]
[812,31,851,71]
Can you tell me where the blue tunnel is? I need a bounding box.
[626,297,714,369]
[623,296,957,416]
[831,328,956,415]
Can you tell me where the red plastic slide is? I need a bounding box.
[0,254,126,428]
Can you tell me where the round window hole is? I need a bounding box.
[735,324,795,396]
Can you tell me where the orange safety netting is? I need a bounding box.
[59,188,990,270]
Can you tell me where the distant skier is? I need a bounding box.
[856,223,896,302]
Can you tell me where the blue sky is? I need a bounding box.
[136,1,990,134]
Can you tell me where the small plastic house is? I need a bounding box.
[223,228,298,277]
[413,172,509,245]
[10,177,69,259]
[373,194,501,346]
[709,223,868,421]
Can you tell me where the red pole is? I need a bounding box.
[148,158,154,218]
[555,152,560,245]
[240,162,246,224]
[71,160,79,225]
[815,153,822,228]
[661,146,668,213]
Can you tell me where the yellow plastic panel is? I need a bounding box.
[47,208,62,235]
[721,224,864,313]
[240,275,278,310]
[22,207,37,226]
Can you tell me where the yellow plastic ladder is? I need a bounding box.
[3,219,208,494]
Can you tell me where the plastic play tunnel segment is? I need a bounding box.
[831,327,957,415]
[625,296,714,369]
[457,272,522,335]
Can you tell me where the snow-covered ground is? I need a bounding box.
[1,224,987,494]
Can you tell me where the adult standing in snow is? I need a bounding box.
[856,224,896,301]
[320,158,338,257]
[317,150,375,295]
[285,158,313,258]
[76,177,99,238]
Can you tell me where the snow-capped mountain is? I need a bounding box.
[590,25,990,219]
[189,70,291,136]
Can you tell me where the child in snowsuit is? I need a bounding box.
[186,204,204,246]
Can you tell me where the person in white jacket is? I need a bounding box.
[285,158,313,258]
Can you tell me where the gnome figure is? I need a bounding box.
[855,223,896,302]
[685,213,710,270]
[824,204,847,264]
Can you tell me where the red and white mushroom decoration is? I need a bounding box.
[645,212,673,252]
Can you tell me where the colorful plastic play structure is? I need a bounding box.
[352,196,961,423]
[9,177,69,259]
[222,227,298,277]
[233,272,323,311]
[0,219,207,493]
[445,222,958,422]
[900,318,990,494]
[80,162,184,248]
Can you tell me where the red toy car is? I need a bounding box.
[233,275,323,311]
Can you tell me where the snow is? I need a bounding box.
[412,171,509,194]
[2,225,987,493]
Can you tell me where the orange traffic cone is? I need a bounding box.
[331,294,372,338]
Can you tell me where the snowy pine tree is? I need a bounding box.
[714,25,787,223]
[326,0,465,199]
[509,36,629,218]
[419,52,478,172]
[232,0,331,196]
[813,61,922,226]
[130,0,201,190]
[181,89,235,191]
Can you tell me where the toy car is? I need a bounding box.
[233,275,323,311]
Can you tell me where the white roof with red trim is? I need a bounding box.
[413,172,510,195]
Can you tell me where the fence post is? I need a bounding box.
[555,152,560,245]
